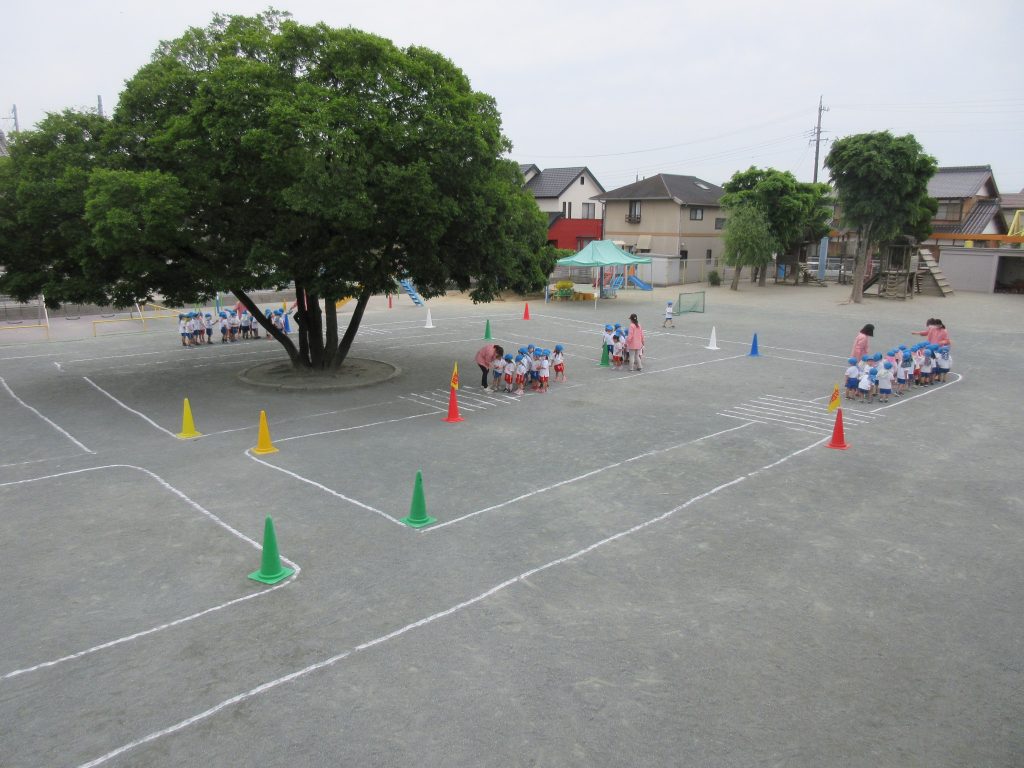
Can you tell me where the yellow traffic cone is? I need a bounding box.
[253,410,279,454]
[176,398,202,439]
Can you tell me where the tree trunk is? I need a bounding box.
[848,224,873,304]
[730,265,742,291]
[758,263,768,286]
[234,289,303,367]
[293,283,310,367]
[332,286,373,369]
[304,288,325,368]
[324,296,339,369]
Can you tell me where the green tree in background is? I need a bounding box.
[0,12,552,370]
[721,204,776,291]
[721,167,832,286]
[825,131,937,303]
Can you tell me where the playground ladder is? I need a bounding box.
[916,252,954,297]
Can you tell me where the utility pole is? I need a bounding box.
[11,104,19,132]
[811,95,829,183]
[97,95,103,118]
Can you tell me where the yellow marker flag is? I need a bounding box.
[450,362,460,390]
[827,384,841,412]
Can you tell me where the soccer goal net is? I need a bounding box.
[674,290,705,315]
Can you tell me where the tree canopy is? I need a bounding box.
[825,131,937,303]
[721,166,832,285]
[721,203,775,291]
[0,11,552,369]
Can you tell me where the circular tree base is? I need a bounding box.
[238,357,400,391]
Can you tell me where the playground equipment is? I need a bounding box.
[600,265,653,291]
[673,291,706,315]
[398,279,424,306]
[0,294,50,340]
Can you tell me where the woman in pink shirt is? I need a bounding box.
[626,313,645,371]
[474,344,504,388]
[851,323,874,359]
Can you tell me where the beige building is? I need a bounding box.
[597,174,727,265]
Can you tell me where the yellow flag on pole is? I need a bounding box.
[827,384,841,412]
[450,362,460,390]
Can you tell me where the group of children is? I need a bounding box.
[844,342,952,403]
[177,308,290,347]
[601,322,637,369]
[491,344,566,395]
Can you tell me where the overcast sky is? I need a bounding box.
[3,0,1022,193]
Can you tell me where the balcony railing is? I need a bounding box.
[625,214,641,224]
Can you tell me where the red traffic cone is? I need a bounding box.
[443,387,464,423]
[523,302,530,320]
[825,408,849,450]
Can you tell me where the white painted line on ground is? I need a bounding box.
[719,410,828,435]
[0,351,62,361]
[0,376,94,454]
[276,409,444,442]
[0,454,84,470]
[423,422,757,532]
[54,362,63,372]
[725,406,833,431]
[82,377,178,439]
[869,373,962,412]
[245,449,406,527]
[607,353,748,380]
[0,464,299,680]
[76,430,829,768]
[737,399,876,425]
[759,354,838,367]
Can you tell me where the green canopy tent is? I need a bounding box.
[555,240,653,304]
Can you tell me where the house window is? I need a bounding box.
[934,201,962,220]
[580,176,585,185]
[582,202,596,219]
[689,207,704,221]
[706,249,713,260]
[562,201,572,219]
[626,200,641,223]
[715,217,726,230]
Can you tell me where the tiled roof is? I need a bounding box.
[519,163,540,178]
[546,212,562,228]
[1000,193,1024,211]
[928,165,997,199]
[930,200,1005,234]
[526,167,594,198]
[596,174,724,207]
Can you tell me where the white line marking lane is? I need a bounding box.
[74,428,822,768]
[0,376,94,454]
[0,465,299,681]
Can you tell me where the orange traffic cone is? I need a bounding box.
[443,387,464,423]
[825,408,849,450]
[523,302,530,320]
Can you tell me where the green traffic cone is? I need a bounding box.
[248,516,295,584]
[402,470,437,528]
[599,343,610,367]
[484,319,492,340]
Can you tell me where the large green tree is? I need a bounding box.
[0,12,552,370]
[721,167,832,286]
[825,131,937,303]
[721,204,776,291]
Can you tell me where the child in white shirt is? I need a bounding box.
[844,358,860,400]
[514,355,528,395]
[663,301,675,328]
[502,355,516,392]
[877,362,894,402]
[552,344,566,382]
[611,335,624,369]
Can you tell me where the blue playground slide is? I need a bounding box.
[610,275,625,289]
[398,279,424,306]
[627,275,653,290]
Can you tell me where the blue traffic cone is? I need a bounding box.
[749,333,760,357]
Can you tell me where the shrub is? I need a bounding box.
[707,269,722,287]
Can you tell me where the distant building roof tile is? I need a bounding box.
[596,174,724,206]
[525,166,605,198]
[928,165,996,199]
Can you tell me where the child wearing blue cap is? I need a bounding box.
[602,325,614,357]
[663,301,675,328]
[844,358,860,400]
[936,346,952,382]
[920,348,935,385]
[502,354,515,392]
[538,349,551,392]
[857,366,873,401]
[514,354,528,395]
[877,361,895,402]
[552,344,566,382]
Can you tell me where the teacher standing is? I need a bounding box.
[474,344,504,388]
[626,313,645,371]
[851,323,874,359]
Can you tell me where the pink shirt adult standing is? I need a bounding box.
[626,314,645,371]
[851,324,874,359]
